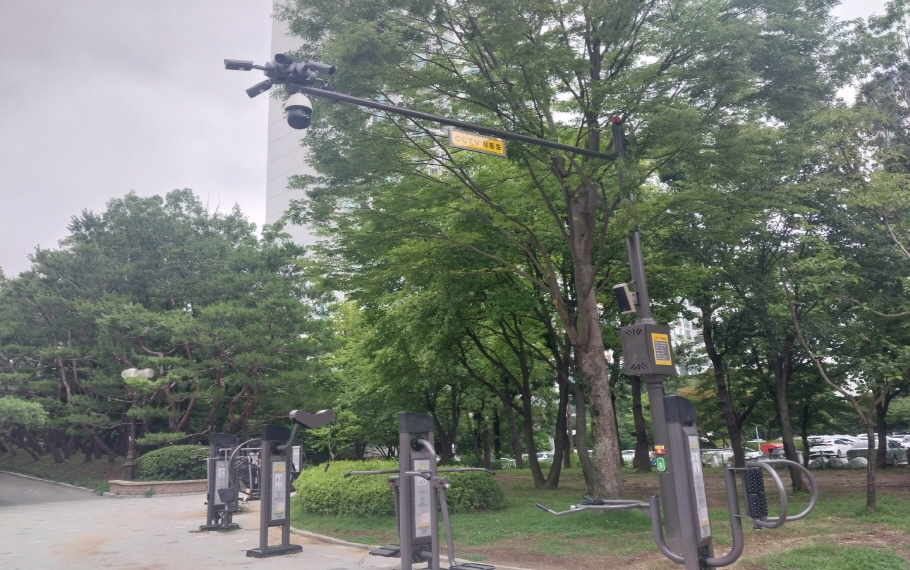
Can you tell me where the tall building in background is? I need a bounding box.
[266,7,315,244]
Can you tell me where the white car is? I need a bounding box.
[830,434,858,442]
[808,436,853,459]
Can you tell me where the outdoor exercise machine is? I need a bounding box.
[537,397,818,569]
[246,408,335,558]
[200,433,241,531]
[199,435,266,532]
[345,412,496,570]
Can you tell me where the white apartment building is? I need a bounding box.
[266,8,316,245]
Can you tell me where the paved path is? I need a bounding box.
[0,472,102,507]
[0,473,402,570]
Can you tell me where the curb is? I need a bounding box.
[102,490,207,499]
[288,527,535,570]
[289,527,373,550]
[0,470,205,499]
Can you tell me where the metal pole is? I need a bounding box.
[258,433,271,551]
[285,85,617,163]
[611,117,682,551]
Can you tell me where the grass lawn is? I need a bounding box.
[290,464,910,570]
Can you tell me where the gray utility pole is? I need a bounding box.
[611,118,684,553]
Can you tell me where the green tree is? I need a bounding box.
[279,0,851,498]
[0,191,333,460]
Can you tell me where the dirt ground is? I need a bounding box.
[462,468,910,570]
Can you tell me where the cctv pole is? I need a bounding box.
[228,57,681,548]
[611,118,684,552]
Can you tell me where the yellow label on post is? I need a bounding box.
[448,129,507,156]
[651,333,672,366]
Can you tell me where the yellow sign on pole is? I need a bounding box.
[651,333,673,366]
[448,129,507,157]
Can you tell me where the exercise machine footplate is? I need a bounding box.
[450,563,496,570]
[370,544,402,558]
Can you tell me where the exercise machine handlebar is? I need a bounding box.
[748,459,818,523]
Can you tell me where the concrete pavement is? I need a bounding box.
[0,471,102,507]
[0,472,402,570]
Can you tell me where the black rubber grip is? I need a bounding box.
[742,467,768,519]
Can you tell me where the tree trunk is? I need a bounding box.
[773,378,805,492]
[482,422,492,470]
[630,376,651,473]
[563,402,572,468]
[63,434,76,459]
[700,305,747,468]
[572,381,595,494]
[21,428,45,456]
[875,399,888,469]
[583,345,623,498]
[501,395,523,469]
[520,390,546,488]
[864,423,877,511]
[41,429,65,464]
[76,435,93,463]
[12,428,40,460]
[800,402,812,469]
[492,406,502,459]
[90,430,116,462]
[544,376,569,489]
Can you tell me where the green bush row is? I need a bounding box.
[293,459,505,516]
[136,445,207,481]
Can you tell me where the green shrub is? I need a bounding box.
[294,459,397,516]
[294,459,506,516]
[445,470,505,512]
[135,445,207,481]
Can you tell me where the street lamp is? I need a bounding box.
[120,367,155,481]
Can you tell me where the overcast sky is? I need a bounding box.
[0,0,890,278]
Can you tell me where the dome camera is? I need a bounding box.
[284,92,312,130]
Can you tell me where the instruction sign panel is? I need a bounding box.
[688,435,711,540]
[213,459,228,505]
[651,333,672,366]
[292,445,301,472]
[270,460,287,522]
[413,459,432,538]
[448,129,506,157]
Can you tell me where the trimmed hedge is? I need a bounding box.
[135,445,207,481]
[293,459,505,516]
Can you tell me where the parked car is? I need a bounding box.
[894,434,910,450]
[621,449,635,465]
[742,446,764,460]
[701,446,764,467]
[767,446,804,463]
[536,451,554,461]
[846,436,909,466]
[808,436,853,459]
[701,448,734,467]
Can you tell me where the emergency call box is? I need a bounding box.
[619,323,678,376]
